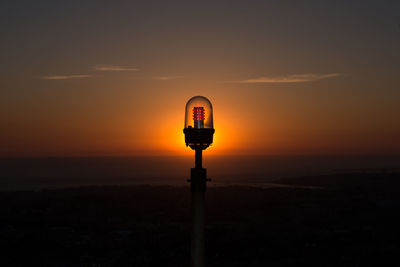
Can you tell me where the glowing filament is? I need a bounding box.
[193,107,205,128]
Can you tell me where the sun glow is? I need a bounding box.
[155,110,239,156]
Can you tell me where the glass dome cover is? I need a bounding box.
[184,96,213,129]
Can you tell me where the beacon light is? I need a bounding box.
[183,96,215,150]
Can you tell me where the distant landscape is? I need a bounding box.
[1,160,400,266]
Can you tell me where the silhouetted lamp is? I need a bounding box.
[183,96,215,267]
[184,96,215,150]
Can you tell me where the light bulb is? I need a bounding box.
[193,107,205,128]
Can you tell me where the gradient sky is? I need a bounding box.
[0,1,399,157]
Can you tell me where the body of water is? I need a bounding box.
[0,155,399,191]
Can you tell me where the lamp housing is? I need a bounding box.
[183,96,215,150]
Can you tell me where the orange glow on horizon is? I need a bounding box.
[1,74,399,158]
[156,111,241,156]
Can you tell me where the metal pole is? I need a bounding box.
[195,149,202,169]
[192,148,205,267]
[192,189,205,267]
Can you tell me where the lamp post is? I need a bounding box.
[183,96,215,267]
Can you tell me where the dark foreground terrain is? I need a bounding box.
[1,172,400,266]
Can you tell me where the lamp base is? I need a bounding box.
[183,128,215,149]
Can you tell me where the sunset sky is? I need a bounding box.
[0,1,399,157]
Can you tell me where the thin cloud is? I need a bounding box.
[154,75,183,80]
[231,73,346,83]
[93,65,138,71]
[41,74,93,80]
